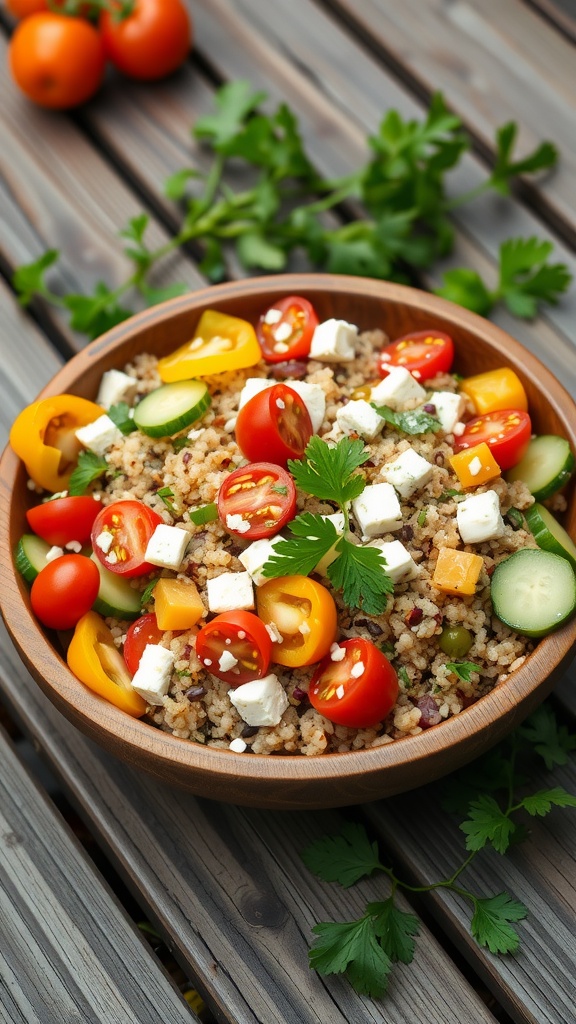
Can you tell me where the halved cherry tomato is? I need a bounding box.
[256,575,337,668]
[454,409,532,471]
[217,463,297,540]
[31,554,100,631]
[257,296,319,363]
[309,638,398,728]
[123,613,164,675]
[235,384,313,468]
[91,500,164,578]
[27,495,103,547]
[195,611,272,686]
[378,330,454,381]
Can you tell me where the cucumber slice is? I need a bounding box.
[506,435,575,500]
[133,380,210,438]
[491,548,576,637]
[14,534,51,583]
[91,554,142,620]
[525,503,576,571]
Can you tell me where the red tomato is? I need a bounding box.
[309,638,398,728]
[454,409,532,471]
[195,611,272,686]
[7,0,47,16]
[27,496,103,547]
[235,384,313,468]
[217,463,297,540]
[123,613,164,675]
[378,330,454,381]
[31,554,100,631]
[100,0,191,81]
[256,296,319,363]
[9,13,106,110]
[91,500,164,578]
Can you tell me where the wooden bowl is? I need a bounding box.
[2,275,576,810]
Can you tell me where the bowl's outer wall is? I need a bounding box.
[2,275,576,808]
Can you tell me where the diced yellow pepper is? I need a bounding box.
[432,547,484,597]
[460,368,528,415]
[154,578,205,630]
[449,442,501,488]
[157,310,262,381]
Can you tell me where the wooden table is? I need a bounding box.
[1,2,576,1021]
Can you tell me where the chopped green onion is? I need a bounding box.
[190,502,218,526]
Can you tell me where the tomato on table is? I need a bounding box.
[27,495,103,547]
[100,0,191,81]
[378,330,454,381]
[454,409,532,471]
[309,638,399,728]
[91,500,164,578]
[235,384,313,468]
[257,296,319,363]
[123,613,165,675]
[31,554,100,631]
[256,575,337,668]
[195,611,272,686]
[217,463,297,540]
[9,13,106,109]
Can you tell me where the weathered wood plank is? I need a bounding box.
[527,0,576,44]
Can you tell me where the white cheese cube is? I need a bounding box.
[96,369,138,410]
[336,399,384,440]
[206,571,255,613]
[75,415,123,457]
[382,449,433,498]
[284,381,326,433]
[429,391,466,434]
[369,539,420,583]
[370,367,427,410]
[457,490,505,545]
[229,673,289,727]
[352,483,402,538]
[46,545,64,563]
[238,378,272,409]
[144,524,189,570]
[131,644,175,706]
[309,319,358,362]
[238,538,281,586]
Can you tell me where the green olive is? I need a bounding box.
[439,625,473,659]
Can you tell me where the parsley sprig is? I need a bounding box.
[302,703,576,998]
[68,451,109,496]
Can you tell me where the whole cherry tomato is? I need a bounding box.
[9,13,106,110]
[235,384,313,468]
[100,0,192,81]
[454,409,532,471]
[27,496,103,547]
[378,330,454,381]
[123,613,164,675]
[257,296,319,363]
[31,554,100,631]
[309,638,398,728]
[91,500,164,578]
[217,462,297,540]
[195,611,272,686]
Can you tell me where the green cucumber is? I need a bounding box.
[506,435,575,500]
[491,548,576,637]
[134,380,211,438]
[91,554,142,620]
[14,534,51,583]
[525,503,576,571]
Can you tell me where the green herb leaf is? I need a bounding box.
[189,502,218,526]
[262,512,338,579]
[308,917,392,999]
[434,268,493,316]
[194,80,267,148]
[471,893,528,954]
[68,451,108,496]
[164,168,202,201]
[520,787,576,817]
[12,249,60,306]
[63,285,132,340]
[370,898,419,964]
[140,577,158,608]
[437,488,462,503]
[372,404,441,435]
[519,703,576,769]
[505,506,524,531]
[236,230,287,271]
[172,435,190,452]
[460,794,516,854]
[156,486,179,515]
[398,666,410,687]
[489,122,558,195]
[107,402,136,435]
[138,282,188,307]
[445,661,481,682]
[301,823,382,888]
[417,509,427,527]
[497,237,572,319]
[288,435,369,506]
[327,539,394,615]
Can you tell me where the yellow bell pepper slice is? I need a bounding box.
[10,394,104,492]
[449,442,501,488]
[153,578,205,631]
[460,368,528,415]
[67,611,146,717]
[157,310,262,381]
[432,548,484,597]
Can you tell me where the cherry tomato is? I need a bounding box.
[123,613,164,675]
[309,638,398,728]
[91,500,164,578]
[100,0,191,81]
[378,330,454,381]
[9,13,106,110]
[195,611,272,686]
[7,0,47,16]
[257,296,319,363]
[30,554,100,631]
[26,496,103,547]
[217,463,297,540]
[454,409,532,471]
[256,575,337,668]
[235,384,313,468]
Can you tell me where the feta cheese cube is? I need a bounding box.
[218,650,239,673]
[336,399,384,440]
[75,415,123,457]
[206,571,255,613]
[229,673,289,726]
[225,513,251,535]
[370,367,426,409]
[144,524,189,570]
[229,738,247,753]
[457,490,505,545]
[352,483,402,538]
[46,545,64,563]
[284,381,326,433]
[369,539,420,583]
[131,644,175,706]
[429,391,466,434]
[238,538,281,586]
[96,369,138,410]
[309,319,358,362]
[238,378,273,409]
[382,449,433,498]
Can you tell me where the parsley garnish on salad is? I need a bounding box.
[371,404,441,435]
[68,450,109,496]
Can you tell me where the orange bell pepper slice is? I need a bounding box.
[256,575,338,667]
[460,368,528,415]
[10,394,104,492]
[67,610,146,717]
[449,442,501,488]
[432,548,484,597]
[157,310,262,381]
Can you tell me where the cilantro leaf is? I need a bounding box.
[308,917,392,998]
[460,794,516,854]
[489,122,558,195]
[497,237,571,319]
[12,249,60,306]
[445,661,481,682]
[301,822,382,888]
[62,285,132,340]
[520,787,576,817]
[261,512,338,579]
[107,402,136,435]
[434,268,493,316]
[518,704,576,769]
[288,436,369,506]
[68,451,109,496]
[371,404,441,435]
[119,213,150,246]
[370,899,419,964]
[138,282,188,307]
[327,539,393,616]
[163,168,202,201]
[193,80,267,149]
[471,893,528,955]
[236,230,287,271]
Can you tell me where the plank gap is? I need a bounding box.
[523,0,576,44]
